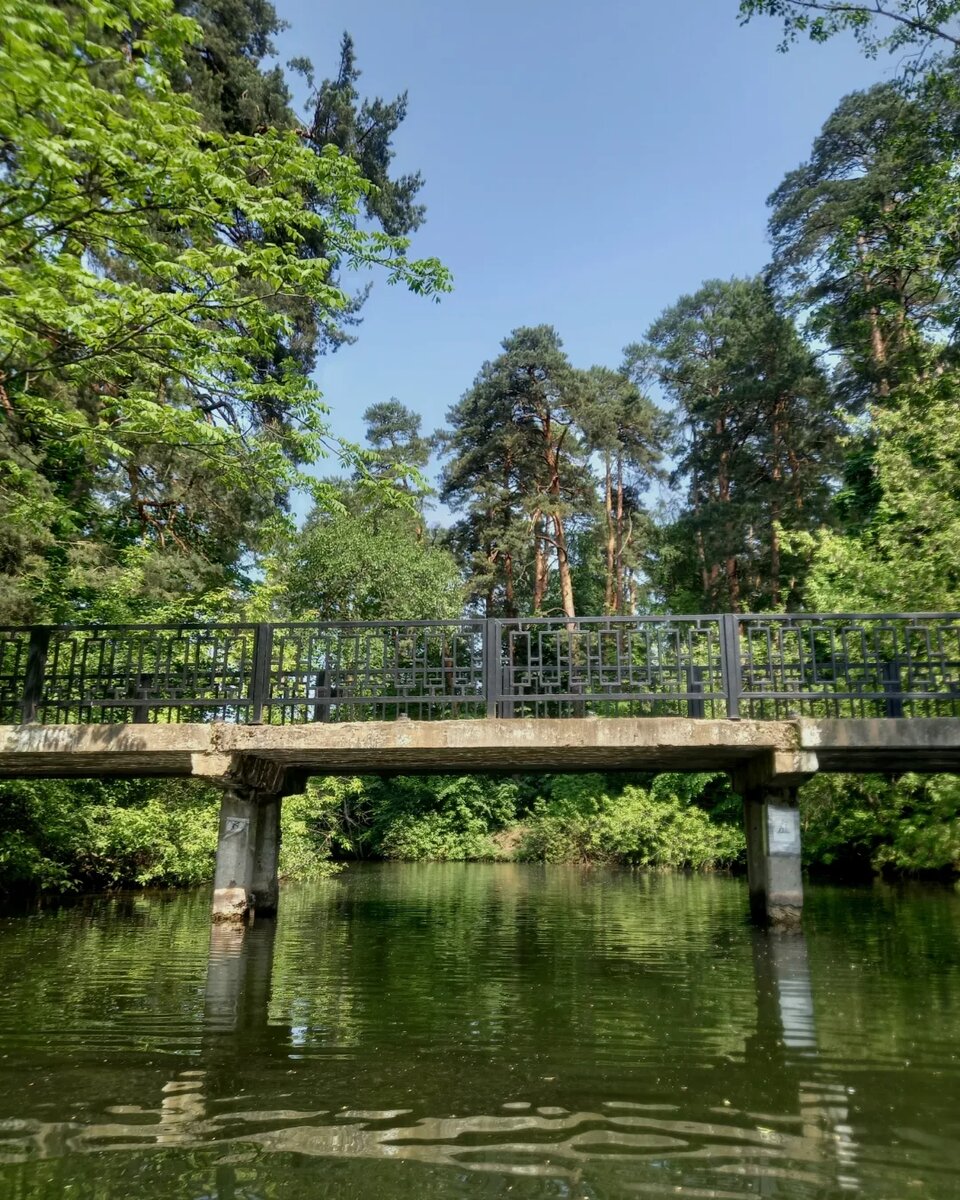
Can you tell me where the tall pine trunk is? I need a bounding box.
[604,452,616,613]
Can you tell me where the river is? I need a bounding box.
[0,864,958,1198]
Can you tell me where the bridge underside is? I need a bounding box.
[4,717,960,929]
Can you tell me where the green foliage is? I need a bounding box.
[801,772,960,875]
[174,0,294,135]
[0,0,449,622]
[739,1,960,57]
[0,778,219,895]
[516,775,745,869]
[281,483,464,620]
[282,774,518,863]
[440,326,664,617]
[627,276,836,612]
[277,784,344,880]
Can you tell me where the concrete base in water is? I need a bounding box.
[743,789,804,929]
[211,788,259,923]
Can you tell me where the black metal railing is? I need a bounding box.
[2,613,959,725]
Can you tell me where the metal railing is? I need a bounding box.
[2,613,959,724]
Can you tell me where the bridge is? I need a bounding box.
[3,612,960,927]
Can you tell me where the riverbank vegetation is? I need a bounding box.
[3,0,960,896]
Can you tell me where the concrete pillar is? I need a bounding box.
[211,786,258,922]
[743,786,803,928]
[251,796,281,917]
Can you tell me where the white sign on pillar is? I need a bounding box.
[224,816,249,837]
[767,804,801,856]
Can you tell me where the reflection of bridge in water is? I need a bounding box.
[5,912,861,1195]
[3,613,960,925]
[201,921,861,1190]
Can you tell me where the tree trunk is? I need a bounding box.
[857,234,891,399]
[504,551,516,617]
[603,452,616,613]
[552,512,576,622]
[614,454,625,614]
[532,512,549,613]
[770,400,784,610]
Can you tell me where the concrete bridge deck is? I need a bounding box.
[3,716,960,781]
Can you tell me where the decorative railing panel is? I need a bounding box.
[1,613,959,724]
[262,621,487,722]
[737,614,960,718]
[496,616,726,718]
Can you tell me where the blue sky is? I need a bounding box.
[275,0,885,491]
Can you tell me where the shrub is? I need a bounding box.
[800,772,960,876]
[517,779,744,869]
[0,777,219,895]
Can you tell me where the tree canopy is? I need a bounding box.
[0,0,448,621]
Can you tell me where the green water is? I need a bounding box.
[1,865,959,1198]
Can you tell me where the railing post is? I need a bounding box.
[720,614,742,720]
[686,663,705,719]
[20,627,50,724]
[129,675,152,724]
[249,624,273,725]
[881,658,904,718]
[483,619,500,718]
[312,662,333,723]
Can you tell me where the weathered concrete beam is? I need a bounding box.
[2,717,958,781]
[0,718,801,779]
[799,718,960,774]
[0,722,226,777]
[212,717,801,776]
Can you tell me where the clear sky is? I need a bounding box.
[274,0,885,490]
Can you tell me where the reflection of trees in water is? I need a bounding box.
[4,869,960,1197]
[267,866,760,1069]
[2,909,861,1198]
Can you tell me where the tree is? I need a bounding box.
[579,368,668,613]
[753,17,960,611]
[281,485,463,621]
[767,80,960,421]
[441,327,597,618]
[360,400,432,497]
[299,33,426,238]
[739,1,960,56]
[174,0,294,135]
[629,278,836,612]
[0,0,448,621]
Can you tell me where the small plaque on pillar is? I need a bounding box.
[767,804,800,855]
[225,816,249,837]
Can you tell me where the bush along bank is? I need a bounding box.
[286,771,746,870]
[3,769,960,898]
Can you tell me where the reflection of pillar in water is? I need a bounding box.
[204,919,277,1034]
[750,929,858,1191]
[157,1071,207,1145]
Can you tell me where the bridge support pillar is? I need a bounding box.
[735,749,816,930]
[251,796,281,917]
[212,786,259,923]
[211,788,284,923]
[743,787,803,929]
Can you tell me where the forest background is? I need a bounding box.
[3,0,960,895]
